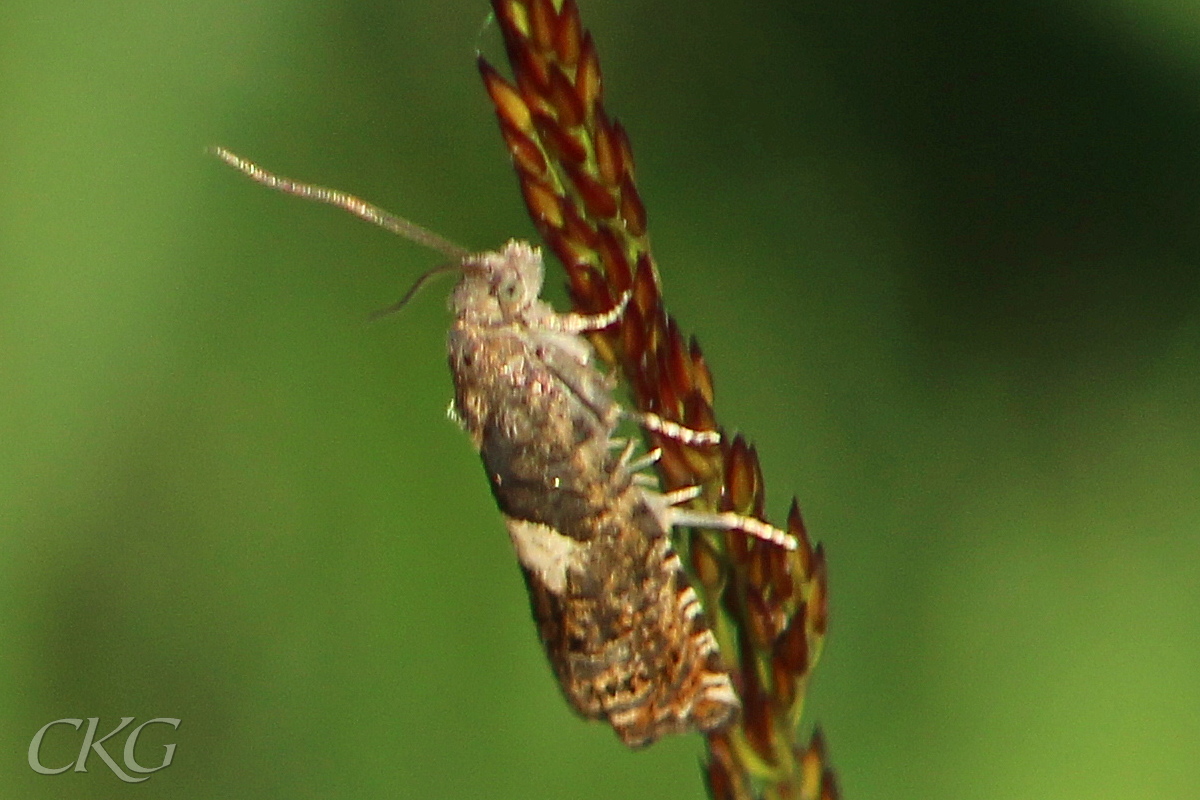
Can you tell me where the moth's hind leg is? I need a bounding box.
[652,486,798,551]
[668,506,798,551]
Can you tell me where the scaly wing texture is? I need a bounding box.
[479,1,838,798]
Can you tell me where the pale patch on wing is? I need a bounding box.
[504,517,584,594]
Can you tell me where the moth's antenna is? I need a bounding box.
[369,261,461,320]
[210,146,470,261]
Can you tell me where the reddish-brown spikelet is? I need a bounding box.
[480,1,835,796]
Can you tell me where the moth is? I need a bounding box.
[212,147,797,747]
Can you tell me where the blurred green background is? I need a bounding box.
[2,0,1198,798]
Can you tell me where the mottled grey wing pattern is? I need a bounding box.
[447,242,738,747]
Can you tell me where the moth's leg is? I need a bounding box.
[549,289,633,334]
[629,410,721,447]
[645,484,797,549]
[610,439,661,487]
[626,447,663,488]
[626,447,663,475]
[613,438,638,468]
[660,484,703,506]
[668,507,798,551]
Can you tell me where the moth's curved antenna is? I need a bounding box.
[369,261,461,320]
[209,146,470,261]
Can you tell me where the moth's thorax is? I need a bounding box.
[447,279,618,458]
[448,321,615,493]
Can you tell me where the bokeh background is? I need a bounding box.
[2,0,1198,798]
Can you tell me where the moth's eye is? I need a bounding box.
[497,278,520,303]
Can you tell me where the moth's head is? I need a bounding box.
[452,240,546,323]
